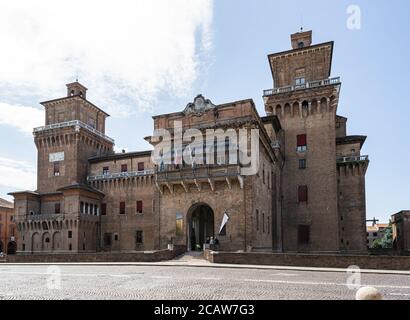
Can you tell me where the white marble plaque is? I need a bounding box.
[49,152,64,162]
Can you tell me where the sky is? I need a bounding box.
[0,0,409,223]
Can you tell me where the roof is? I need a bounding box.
[57,184,105,197]
[260,115,282,133]
[267,41,334,80]
[152,98,255,119]
[40,95,110,117]
[89,150,153,163]
[0,197,13,208]
[336,135,367,148]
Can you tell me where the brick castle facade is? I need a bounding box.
[9,31,369,254]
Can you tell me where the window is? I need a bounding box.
[80,202,84,214]
[136,231,143,244]
[103,166,109,175]
[298,185,308,203]
[104,233,112,246]
[256,209,259,231]
[85,202,89,214]
[262,213,265,233]
[114,234,119,241]
[89,204,94,215]
[267,216,270,234]
[55,203,61,214]
[137,162,145,171]
[299,159,306,169]
[45,238,50,243]
[69,244,72,251]
[298,225,310,245]
[53,162,60,176]
[136,201,143,214]
[121,164,128,173]
[68,230,72,239]
[176,213,184,236]
[295,77,306,86]
[120,202,126,214]
[94,205,99,216]
[298,42,304,49]
[296,134,307,152]
[373,232,378,237]
[101,203,107,216]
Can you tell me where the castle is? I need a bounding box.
[9,30,369,254]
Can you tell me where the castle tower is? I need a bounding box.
[263,31,367,253]
[34,81,114,193]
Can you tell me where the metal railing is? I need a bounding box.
[156,164,241,182]
[337,155,369,164]
[33,120,114,143]
[263,77,341,96]
[25,213,65,221]
[87,169,155,181]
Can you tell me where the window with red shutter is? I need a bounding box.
[296,134,307,152]
[298,185,308,203]
[136,200,143,214]
[120,202,126,214]
[137,162,145,171]
[101,203,107,216]
[121,164,128,173]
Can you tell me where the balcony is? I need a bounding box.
[155,164,243,193]
[25,213,65,221]
[33,120,114,143]
[337,155,369,164]
[87,169,155,182]
[263,77,341,97]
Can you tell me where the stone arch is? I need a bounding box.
[320,97,328,113]
[275,104,282,116]
[52,231,62,252]
[284,103,291,116]
[7,241,17,255]
[42,232,52,252]
[292,102,300,117]
[311,99,318,114]
[32,232,41,252]
[186,203,215,251]
[302,100,309,118]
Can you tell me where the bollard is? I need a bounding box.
[355,286,383,300]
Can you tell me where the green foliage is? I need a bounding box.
[372,224,393,249]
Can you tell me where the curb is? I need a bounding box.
[2,261,410,275]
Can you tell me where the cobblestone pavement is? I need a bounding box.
[0,264,409,300]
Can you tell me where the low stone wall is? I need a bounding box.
[4,246,186,263]
[206,251,410,271]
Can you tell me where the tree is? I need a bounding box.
[372,224,393,249]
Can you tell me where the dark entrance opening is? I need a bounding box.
[187,204,214,251]
[7,241,17,255]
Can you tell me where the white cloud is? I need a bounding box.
[0,157,36,190]
[0,0,214,116]
[0,102,44,134]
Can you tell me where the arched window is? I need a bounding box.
[298,42,305,48]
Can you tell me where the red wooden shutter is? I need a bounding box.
[121,164,128,172]
[137,162,145,171]
[136,201,143,213]
[297,134,307,147]
[298,186,308,202]
[120,202,125,214]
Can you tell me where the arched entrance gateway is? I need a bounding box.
[7,241,17,255]
[187,203,214,251]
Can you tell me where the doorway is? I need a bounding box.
[187,203,214,251]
